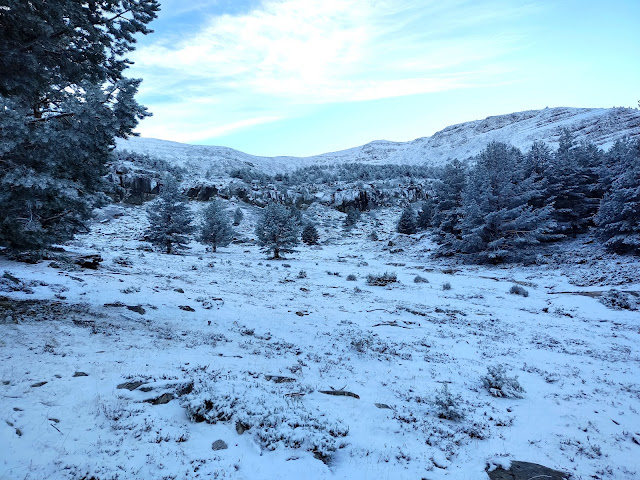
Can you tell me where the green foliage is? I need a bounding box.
[199,200,234,252]
[0,0,159,252]
[255,203,301,259]
[302,224,320,245]
[146,177,194,254]
[397,206,417,234]
[344,207,361,228]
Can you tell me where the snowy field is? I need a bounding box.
[1,203,639,480]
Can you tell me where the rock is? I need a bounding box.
[30,381,47,388]
[236,421,250,435]
[487,461,568,480]
[73,372,88,377]
[174,288,184,293]
[179,305,195,312]
[74,254,103,269]
[264,375,296,383]
[117,381,145,391]
[145,393,174,405]
[374,403,393,410]
[212,439,228,451]
[126,305,145,315]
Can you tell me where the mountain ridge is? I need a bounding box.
[116,106,640,177]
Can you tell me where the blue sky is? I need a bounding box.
[128,0,640,156]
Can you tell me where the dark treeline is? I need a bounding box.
[414,131,639,262]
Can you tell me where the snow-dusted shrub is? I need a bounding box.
[414,275,429,283]
[442,282,452,290]
[482,365,525,398]
[599,289,639,311]
[433,384,465,421]
[509,284,529,297]
[297,270,307,279]
[346,274,357,281]
[366,271,397,286]
[181,376,348,462]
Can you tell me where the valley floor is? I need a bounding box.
[1,204,639,479]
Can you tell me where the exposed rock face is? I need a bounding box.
[487,461,569,480]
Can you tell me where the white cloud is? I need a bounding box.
[130,0,536,141]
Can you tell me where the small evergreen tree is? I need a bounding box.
[344,207,361,228]
[416,197,435,230]
[397,206,417,234]
[233,207,244,226]
[595,139,640,254]
[200,200,234,252]
[146,177,194,254]
[255,203,301,259]
[302,224,320,245]
[431,159,467,254]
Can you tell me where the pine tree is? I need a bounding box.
[0,0,159,253]
[146,177,194,254]
[344,207,361,228]
[431,159,467,254]
[233,207,244,226]
[200,200,234,252]
[302,224,320,245]
[595,139,640,254]
[255,203,301,259]
[397,206,417,234]
[457,142,555,263]
[546,129,599,237]
[416,197,434,230]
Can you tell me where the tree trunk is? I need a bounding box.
[273,247,280,259]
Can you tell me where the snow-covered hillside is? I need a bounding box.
[117,107,640,176]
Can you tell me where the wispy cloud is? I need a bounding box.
[130,0,536,142]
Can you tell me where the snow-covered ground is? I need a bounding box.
[1,203,639,479]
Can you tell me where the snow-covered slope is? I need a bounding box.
[117,107,640,175]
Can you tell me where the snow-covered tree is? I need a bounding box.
[416,197,435,230]
[397,206,417,234]
[233,207,244,226]
[344,207,361,228]
[431,159,467,253]
[302,224,320,245]
[0,0,159,253]
[146,177,194,254]
[545,129,600,237]
[595,139,640,254]
[255,203,301,259]
[199,200,234,252]
[457,142,555,263]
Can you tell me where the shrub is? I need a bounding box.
[599,289,639,311]
[366,272,397,286]
[297,270,307,279]
[442,282,452,290]
[302,224,320,245]
[413,275,429,283]
[346,274,357,281]
[482,364,525,398]
[509,284,529,297]
[433,384,465,421]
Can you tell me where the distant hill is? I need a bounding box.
[117,107,640,177]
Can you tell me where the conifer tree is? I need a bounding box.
[302,224,320,245]
[595,139,640,254]
[200,200,234,252]
[431,159,467,253]
[457,142,555,263]
[146,177,194,254]
[255,203,301,259]
[344,207,361,228]
[397,206,417,234]
[416,198,435,230]
[0,0,159,252]
[233,207,244,226]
